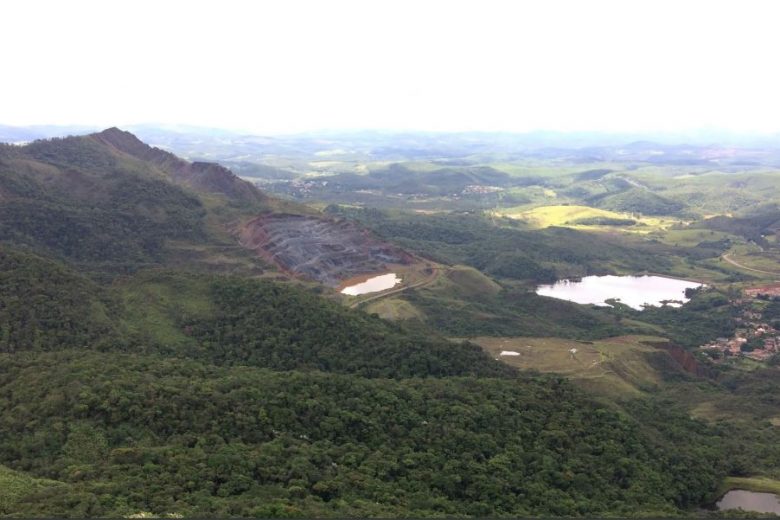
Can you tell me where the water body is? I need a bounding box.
[536,275,703,310]
[717,490,780,514]
[340,273,401,296]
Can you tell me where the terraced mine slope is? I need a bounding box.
[237,213,415,286]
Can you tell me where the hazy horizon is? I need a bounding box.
[4,123,780,149]
[4,0,780,135]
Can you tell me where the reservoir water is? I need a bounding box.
[340,273,401,296]
[716,490,780,514]
[535,275,703,310]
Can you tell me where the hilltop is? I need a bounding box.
[93,127,267,205]
[0,129,421,285]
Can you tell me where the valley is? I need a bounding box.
[2,128,780,517]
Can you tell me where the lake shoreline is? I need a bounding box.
[536,274,703,310]
[632,270,711,286]
[715,476,780,497]
[704,477,780,514]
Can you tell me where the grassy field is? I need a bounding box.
[651,228,735,247]
[364,297,425,321]
[384,264,501,305]
[723,246,780,276]
[357,265,500,319]
[638,255,738,284]
[471,335,671,397]
[717,476,780,496]
[497,204,674,233]
[441,265,502,296]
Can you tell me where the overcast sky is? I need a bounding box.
[3,0,779,134]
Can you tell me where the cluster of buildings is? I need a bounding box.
[699,306,780,362]
[462,184,503,195]
[744,283,780,299]
[288,178,327,194]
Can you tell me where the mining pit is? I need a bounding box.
[237,213,415,287]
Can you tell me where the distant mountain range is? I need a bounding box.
[3,124,780,165]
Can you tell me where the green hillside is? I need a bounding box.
[1,129,779,517]
[0,248,120,351]
[0,251,510,378]
[0,351,724,517]
[0,141,204,270]
[589,188,686,216]
[0,131,273,275]
[325,205,730,284]
[0,464,66,515]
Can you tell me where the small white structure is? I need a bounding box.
[499,350,520,356]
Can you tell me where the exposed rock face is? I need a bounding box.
[238,213,415,286]
[92,127,265,205]
[661,344,717,378]
[643,340,717,379]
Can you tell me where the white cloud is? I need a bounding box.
[2,0,779,134]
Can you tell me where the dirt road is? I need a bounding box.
[348,267,441,309]
[721,253,780,278]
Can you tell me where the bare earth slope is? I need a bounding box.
[237,213,415,286]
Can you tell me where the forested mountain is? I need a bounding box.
[0,133,207,271]
[93,127,267,205]
[0,352,725,517]
[0,129,763,517]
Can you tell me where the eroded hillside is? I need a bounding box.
[236,213,415,286]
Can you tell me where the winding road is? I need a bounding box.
[721,253,780,278]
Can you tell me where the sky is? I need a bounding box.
[3,0,780,135]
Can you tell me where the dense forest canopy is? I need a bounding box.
[0,351,727,517]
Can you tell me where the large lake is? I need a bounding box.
[536,275,703,310]
[717,490,780,514]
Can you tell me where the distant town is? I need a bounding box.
[699,283,780,362]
